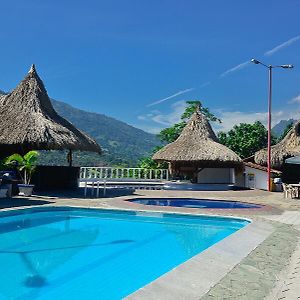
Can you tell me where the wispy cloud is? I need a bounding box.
[147,88,194,107]
[199,81,211,88]
[264,35,300,56]
[288,94,300,104]
[220,60,250,78]
[138,100,187,129]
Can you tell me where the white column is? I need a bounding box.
[230,168,236,184]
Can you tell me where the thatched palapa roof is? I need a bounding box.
[254,121,300,169]
[0,65,101,154]
[153,109,242,167]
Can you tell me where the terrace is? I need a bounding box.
[0,187,299,299]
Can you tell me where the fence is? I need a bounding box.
[80,167,169,181]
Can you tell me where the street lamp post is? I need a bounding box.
[251,59,294,191]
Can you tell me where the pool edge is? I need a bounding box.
[0,205,252,224]
[0,205,263,299]
[126,220,274,300]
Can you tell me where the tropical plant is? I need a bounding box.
[5,151,39,184]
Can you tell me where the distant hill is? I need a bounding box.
[272,119,296,138]
[50,99,161,166]
[0,90,161,166]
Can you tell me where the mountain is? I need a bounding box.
[0,90,161,166]
[272,119,296,138]
[50,99,161,166]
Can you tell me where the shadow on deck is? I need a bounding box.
[0,198,54,210]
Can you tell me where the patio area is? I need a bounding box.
[0,188,299,299]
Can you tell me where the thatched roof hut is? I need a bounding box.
[153,109,242,170]
[254,121,300,169]
[0,65,101,155]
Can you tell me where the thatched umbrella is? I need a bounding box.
[153,109,242,179]
[0,65,101,162]
[254,121,300,169]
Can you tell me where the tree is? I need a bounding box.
[218,121,276,159]
[138,146,168,169]
[158,100,221,143]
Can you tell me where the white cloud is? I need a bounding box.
[220,60,250,77]
[137,115,147,120]
[139,102,294,133]
[147,88,194,107]
[264,35,300,56]
[138,94,300,134]
[137,100,186,131]
[135,125,162,134]
[289,94,300,104]
[214,108,299,132]
[150,100,187,125]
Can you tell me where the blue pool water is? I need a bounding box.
[129,198,261,209]
[0,207,249,299]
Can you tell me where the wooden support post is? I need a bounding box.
[67,149,73,167]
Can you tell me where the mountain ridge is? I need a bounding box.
[51,99,161,165]
[271,119,296,138]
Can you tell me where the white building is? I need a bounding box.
[243,162,281,191]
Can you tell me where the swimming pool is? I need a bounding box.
[0,207,249,299]
[129,198,262,209]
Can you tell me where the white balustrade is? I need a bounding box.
[80,167,169,181]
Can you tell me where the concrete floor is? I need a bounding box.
[1,188,300,299]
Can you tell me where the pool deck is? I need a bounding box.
[1,189,300,299]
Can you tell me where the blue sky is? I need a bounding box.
[1,0,300,133]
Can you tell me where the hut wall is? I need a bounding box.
[197,168,232,184]
[244,166,268,190]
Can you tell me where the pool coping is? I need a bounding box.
[126,219,274,299]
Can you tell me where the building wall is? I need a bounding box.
[244,166,268,190]
[197,168,232,184]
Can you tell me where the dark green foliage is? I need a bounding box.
[218,121,276,159]
[158,100,221,143]
[158,123,186,144]
[138,146,168,169]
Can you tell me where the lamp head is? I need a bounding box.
[251,58,260,64]
[280,64,294,69]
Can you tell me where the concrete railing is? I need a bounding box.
[80,167,169,181]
